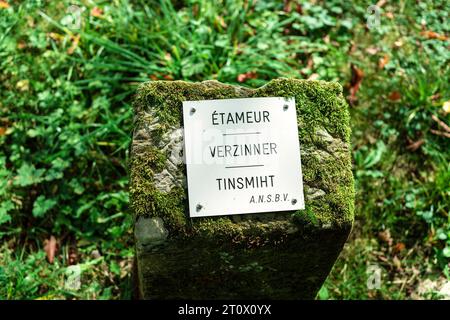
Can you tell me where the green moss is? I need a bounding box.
[131,78,354,243]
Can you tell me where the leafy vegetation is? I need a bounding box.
[0,0,448,299]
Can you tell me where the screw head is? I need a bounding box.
[291,199,297,205]
[190,107,196,114]
[283,104,289,111]
[196,204,203,211]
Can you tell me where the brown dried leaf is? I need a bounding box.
[216,16,226,29]
[0,127,6,136]
[68,245,78,265]
[365,47,379,55]
[393,242,406,254]
[349,64,364,104]
[406,139,424,151]
[48,32,64,42]
[420,30,448,41]
[430,93,441,101]
[388,91,401,101]
[378,229,393,246]
[378,54,390,69]
[283,0,291,13]
[306,56,314,70]
[90,7,103,18]
[67,34,80,55]
[17,41,26,49]
[0,1,9,9]
[237,71,257,83]
[44,236,58,264]
[393,256,402,271]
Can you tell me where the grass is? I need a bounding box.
[0,0,449,299]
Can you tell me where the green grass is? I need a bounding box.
[0,0,449,299]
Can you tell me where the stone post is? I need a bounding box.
[130,78,354,299]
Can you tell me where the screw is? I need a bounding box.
[291,199,297,205]
[190,107,196,114]
[196,204,203,211]
[283,104,289,111]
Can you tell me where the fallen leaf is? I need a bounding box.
[215,16,226,29]
[388,91,401,101]
[386,12,394,19]
[67,34,80,55]
[349,64,364,104]
[17,41,26,49]
[393,256,402,270]
[16,79,29,92]
[406,139,424,151]
[376,0,387,7]
[349,41,357,54]
[394,40,403,48]
[365,47,379,55]
[90,7,103,18]
[420,19,427,28]
[283,0,292,13]
[443,101,450,115]
[430,93,441,101]
[237,71,257,83]
[0,1,9,9]
[308,73,319,81]
[44,235,58,264]
[378,54,390,69]
[0,127,6,136]
[420,30,448,41]
[393,242,406,254]
[48,32,64,42]
[378,229,393,246]
[68,244,78,265]
[91,249,102,259]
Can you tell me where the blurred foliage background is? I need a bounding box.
[0,0,448,299]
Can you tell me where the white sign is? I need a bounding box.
[182,97,305,217]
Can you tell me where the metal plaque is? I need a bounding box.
[182,97,305,217]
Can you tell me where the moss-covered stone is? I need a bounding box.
[130,78,354,299]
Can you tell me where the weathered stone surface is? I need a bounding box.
[134,216,169,252]
[130,78,354,299]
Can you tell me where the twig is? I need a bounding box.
[431,114,450,133]
[430,129,450,138]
